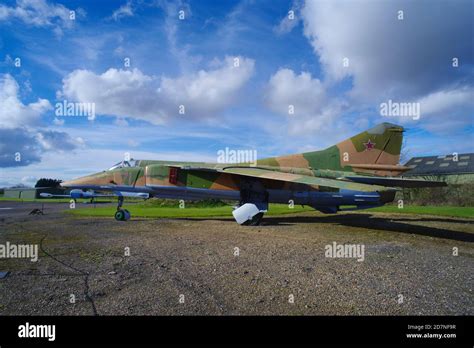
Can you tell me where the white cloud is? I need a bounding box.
[273,0,301,35]
[53,117,65,126]
[374,86,474,133]
[21,175,37,185]
[0,74,81,169]
[264,68,344,135]
[127,139,139,147]
[301,0,473,102]
[35,130,79,151]
[274,14,299,35]
[298,0,473,135]
[265,69,325,115]
[417,87,474,116]
[0,127,80,168]
[60,56,255,124]
[415,86,474,133]
[0,74,52,128]
[114,118,129,127]
[160,0,195,72]
[0,0,83,29]
[112,1,134,21]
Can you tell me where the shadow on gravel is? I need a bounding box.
[178,214,473,242]
[394,217,473,224]
[259,214,474,242]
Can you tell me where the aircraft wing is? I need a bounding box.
[343,176,447,188]
[39,193,73,198]
[40,192,115,198]
[40,191,149,199]
[176,165,445,190]
[178,166,392,192]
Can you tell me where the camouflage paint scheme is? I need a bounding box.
[61,123,445,213]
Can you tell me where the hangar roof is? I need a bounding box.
[404,153,474,175]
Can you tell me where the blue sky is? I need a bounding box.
[0,0,473,186]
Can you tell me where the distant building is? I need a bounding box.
[3,187,67,199]
[404,153,474,184]
[3,187,37,199]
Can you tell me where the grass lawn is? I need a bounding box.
[66,203,474,219]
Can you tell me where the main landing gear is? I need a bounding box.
[232,181,268,226]
[114,196,131,221]
[243,211,264,226]
[232,203,266,225]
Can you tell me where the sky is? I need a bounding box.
[0,0,473,187]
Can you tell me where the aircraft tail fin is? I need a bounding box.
[333,122,405,176]
[258,123,405,176]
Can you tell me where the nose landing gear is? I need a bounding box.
[114,209,131,221]
[114,196,131,221]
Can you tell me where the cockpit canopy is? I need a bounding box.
[108,158,138,171]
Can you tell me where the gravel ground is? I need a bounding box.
[0,202,473,315]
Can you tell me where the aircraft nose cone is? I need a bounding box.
[60,171,107,188]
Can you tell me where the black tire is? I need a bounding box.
[242,212,264,226]
[123,209,131,221]
[114,210,125,221]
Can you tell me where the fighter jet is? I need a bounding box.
[59,123,446,225]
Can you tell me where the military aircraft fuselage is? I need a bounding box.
[61,159,393,214]
[58,123,444,224]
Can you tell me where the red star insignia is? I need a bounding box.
[363,139,375,151]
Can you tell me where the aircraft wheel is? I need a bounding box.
[243,212,264,226]
[123,209,131,221]
[115,209,125,221]
[114,210,124,221]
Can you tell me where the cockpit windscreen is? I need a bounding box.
[108,159,137,170]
